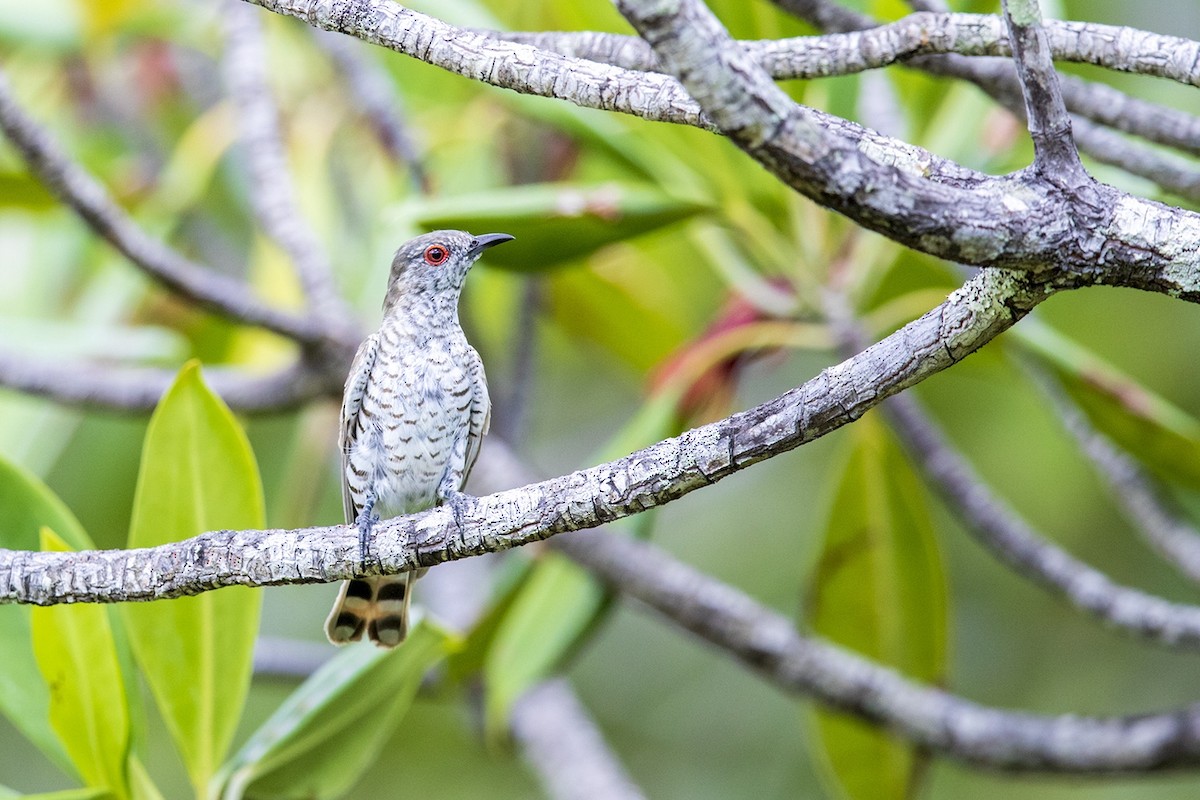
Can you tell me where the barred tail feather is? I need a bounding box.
[325,573,415,648]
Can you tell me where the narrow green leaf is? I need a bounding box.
[402,182,711,272]
[0,454,92,771]
[127,755,165,800]
[806,414,948,800]
[479,394,678,740]
[214,620,457,800]
[120,362,264,797]
[482,554,608,743]
[31,529,131,800]
[1015,319,1200,490]
[20,790,114,800]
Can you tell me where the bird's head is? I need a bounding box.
[383,229,514,312]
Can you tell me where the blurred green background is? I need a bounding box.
[1,0,1200,797]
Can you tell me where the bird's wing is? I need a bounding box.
[339,333,381,525]
[460,346,491,488]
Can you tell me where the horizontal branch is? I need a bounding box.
[0,69,325,346]
[499,13,1200,89]
[0,269,1053,603]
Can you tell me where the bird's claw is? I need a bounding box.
[355,506,380,567]
[440,489,475,532]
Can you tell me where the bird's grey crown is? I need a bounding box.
[382,229,512,314]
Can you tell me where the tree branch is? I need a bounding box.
[0,350,332,413]
[0,268,1052,603]
[1001,0,1084,176]
[222,2,351,327]
[0,68,324,346]
[882,390,1200,649]
[556,528,1200,772]
[1034,367,1200,585]
[511,680,647,800]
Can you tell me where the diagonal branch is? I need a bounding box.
[883,390,1200,649]
[0,69,325,346]
[223,2,349,325]
[556,528,1200,772]
[1033,367,1200,585]
[0,268,1054,604]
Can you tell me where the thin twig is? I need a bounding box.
[883,390,1200,648]
[0,351,332,413]
[1032,366,1200,585]
[313,29,430,192]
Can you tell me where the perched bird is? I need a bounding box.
[326,230,513,647]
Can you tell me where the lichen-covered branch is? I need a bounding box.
[0,268,1053,604]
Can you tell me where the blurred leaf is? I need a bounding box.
[1015,319,1200,491]
[214,620,458,800]
[403,182,711,271]
[31,530,131,800]
[547,264,687,372]
[806,415,947,800]
[20,790,114,800]
[121,362,264,797]
[480,393,678,740]
[446,558,534,683]
[127,755,164,800]
[0,0,80,48]
[0,172,57,210]
[0,454,92,772]
[482,553,608,743]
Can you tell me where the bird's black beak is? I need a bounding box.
[468,233,515,257]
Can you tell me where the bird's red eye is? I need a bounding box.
[423,245,449,266]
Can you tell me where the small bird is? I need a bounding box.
[326,230,513,647]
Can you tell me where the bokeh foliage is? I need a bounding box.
[1,0,1200,798]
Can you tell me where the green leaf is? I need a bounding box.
[0,453,92,771]
[401,182,712,272]
[482,553,608,743]
[1015,319,1200,491]
[806,414,947,800]
[31,530,131,800]
[214,620,458,800]
[120,362,264,797]
[21,790,114,800]
[479,394,678,740]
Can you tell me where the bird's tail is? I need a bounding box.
[325,573,416,648]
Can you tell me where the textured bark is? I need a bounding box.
[0,269,1052,604]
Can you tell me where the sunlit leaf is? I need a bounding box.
[402,182,712,271]
[31,530,131,800]
[806,414,947,800]
[120,362,264,797]
[214,620,457,800]
[1015,319,1200,491]
[0,454,92,772]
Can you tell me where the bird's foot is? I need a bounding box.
[439,489,476,533]
[355,505,380,567]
